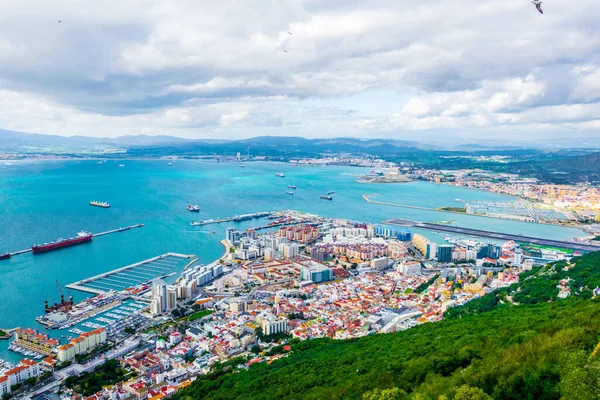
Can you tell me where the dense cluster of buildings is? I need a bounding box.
[417,168,600,224]
[57,328,107,362]
[6,210,588,399]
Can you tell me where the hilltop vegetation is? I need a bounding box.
[446,251,600,318]
[173,252,600,400]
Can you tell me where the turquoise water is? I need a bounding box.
[0,160,586,361]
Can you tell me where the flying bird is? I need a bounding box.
[283,49,289,53]
[532,0,543,14]
[288,31,293,35]
[58,20,62,23]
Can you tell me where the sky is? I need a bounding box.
[0,0,599,143]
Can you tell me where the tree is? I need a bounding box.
[171,308,182,318]
[559,350,600,400]
[362,387,408,400]
[250,345,261,354]
[454,386,493,400]
[22,377,37,386]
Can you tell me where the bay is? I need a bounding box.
[0,160,585,362]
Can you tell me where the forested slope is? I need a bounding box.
[173,253,600,400]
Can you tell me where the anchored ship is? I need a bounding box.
[0,253,11,260]
[286,191,294,195]
[320,195,333,200]
[275,172,285,177]
[90,201,111,208]
[327,191,335,195]
[288,185,297,189]
[187,205,200,212]
[32,231,93,254]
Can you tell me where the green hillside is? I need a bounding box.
[173,253,600,400]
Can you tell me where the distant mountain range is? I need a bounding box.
[1,129,599,159]
[0,129,545,154]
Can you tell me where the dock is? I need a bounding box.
[384,218,600,253]
[66,252,195,295]
[3,224,144,258]
[190,212,271,226]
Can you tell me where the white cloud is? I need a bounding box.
[0,0,598,141]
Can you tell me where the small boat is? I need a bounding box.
[320,195,333,200]
[118,164,125,167]
[327,191,335,195]
[455,198,463,202]
[275,172,285,177]
[168,162,173,166]
[211,231,216,234]
[4,162,13,167]
[288,185,297,189]
[240,164,246,168]
[0,253,11,260]
[187,205,200,212]
[286,191,294,195]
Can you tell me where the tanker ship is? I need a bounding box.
[32,231,93,254]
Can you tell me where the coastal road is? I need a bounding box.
[384,218,600,252]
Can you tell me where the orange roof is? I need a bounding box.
[20,359,37,366]
[59,344,74,350]
[42,356,56,365]
[0,376,8,383]
[5,365,28,375]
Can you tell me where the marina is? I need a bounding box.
[66,253,196,294]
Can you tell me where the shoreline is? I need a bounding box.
[219,240,231,261]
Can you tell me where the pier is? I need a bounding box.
[383,218,600,252]
[66,252,195,294]
[3,224,144,258]
[190,212,272,226]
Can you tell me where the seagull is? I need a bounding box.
[532,0,543,14]
[283,49,289,53]
[288,31,293,35]
[58,20,62,23]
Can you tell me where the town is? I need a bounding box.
[0,210,585,399]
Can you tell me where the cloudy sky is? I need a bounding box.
[0,0,599,142]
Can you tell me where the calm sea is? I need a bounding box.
[0,160,586,362]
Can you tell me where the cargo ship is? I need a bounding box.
[320,195,333,200]
[286,191,294,195]
[188,205,200,212]
[32,231,93,254]
[0,253,11,260]
[327,191,335,195]
[90,201,111,208]
[288,185,296,189]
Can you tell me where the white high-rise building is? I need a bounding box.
[151,279,168,314]
[166,287,177,311]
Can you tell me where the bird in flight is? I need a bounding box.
[532,0,543,14]
[283,49,289,53]
[288,31,293,35]
[58,20,62,23]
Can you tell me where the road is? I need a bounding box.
[384,218,600,252]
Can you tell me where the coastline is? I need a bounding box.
[220,240,231,261]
